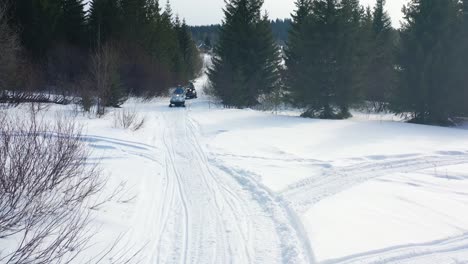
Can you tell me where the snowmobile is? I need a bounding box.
[169,87,186,107]
[185,82,198,99]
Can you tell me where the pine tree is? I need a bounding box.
[59,0,87,47]
[10,0,63,59]
[209,0,281,107]
[334,0,364,118]
[293,0,340,118]
[88,0,122,46]
[284,0,312,108]
[461,0,468,115]
[176,20,201,82]
[158,1,183,85]
[163,0,173,21]
[120,0,149,43]
[285,0,365,119]
[364,0,395,110]
[397,0,461,125]
[146,0,161,23]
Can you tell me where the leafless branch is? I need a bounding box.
[0,113,103,263]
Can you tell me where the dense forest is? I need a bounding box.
[1,0,467,126]
[209,0,468,126]
[0,0,202,115]
[190,18,291,48]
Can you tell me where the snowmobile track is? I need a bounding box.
[281,152,468,214]
[151,109,314,263]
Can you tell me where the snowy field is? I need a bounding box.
[3,57,468,264]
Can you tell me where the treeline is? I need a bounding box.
[209,0,468,126]
[190,18,291,48]
[0,0,202,114]
[190,24,220,50]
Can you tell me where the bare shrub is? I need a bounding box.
[113,108,146,131]
[90,43,126,117]
[0,113,103,263]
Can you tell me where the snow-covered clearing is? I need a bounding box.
[3,56,468,263]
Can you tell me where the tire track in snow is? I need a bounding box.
[281,153,468,214]
[185,115,252,263]
[153,107,314,263]
[322,232,468,264]
[187,114,315,264]
[156,113,191,264]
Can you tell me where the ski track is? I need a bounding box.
[321,232,468,264]
[148,106,313,264]
[280,152,468,214]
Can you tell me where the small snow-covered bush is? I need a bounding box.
[113,108,146,131]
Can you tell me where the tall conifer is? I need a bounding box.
[59,0,87,47]
[209,0,280,107]
[364,0,395,109]
[284,0,312,108]
[397,0,460,125]
[88,0,122,46]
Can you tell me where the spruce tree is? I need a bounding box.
[209,0,281,107]
[284,0,313,108]
[335,0,364,118]
[299,0,340,118]
[88,0,122,46]
[176,20,201,82]
[160,2,183,84]
[120,0,149,43]
[397,0,461,125]
[10,0,63,59]
[146,0,161,23]
[286,0,365,119]
[364,0,395,110]
[461,0,468,115]
[59,0,87,47]
[163,0,173,23]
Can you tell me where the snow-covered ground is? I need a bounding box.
[3,56,468,263]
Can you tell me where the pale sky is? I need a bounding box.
[170,0,409,26]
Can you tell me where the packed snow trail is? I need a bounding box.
[138,105,313,264]
[115,57,314,264]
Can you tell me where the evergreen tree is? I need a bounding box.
[284,0,312,108]
[461,0,468,115]
[209,0,281,107]
[286,0,365,119]
[204,35,212,48]
[59,0,87,47]
[160,1,183,84]
[176,20,202,82]
[162,0,174,24]
[88,0,122,46]
[396,0,461,125]
[10,0,63,59]
[364,0,396,110]
[120,0,149,43]
[146,0,161,23]
[334,0,364,118]
[270,18,292,46]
